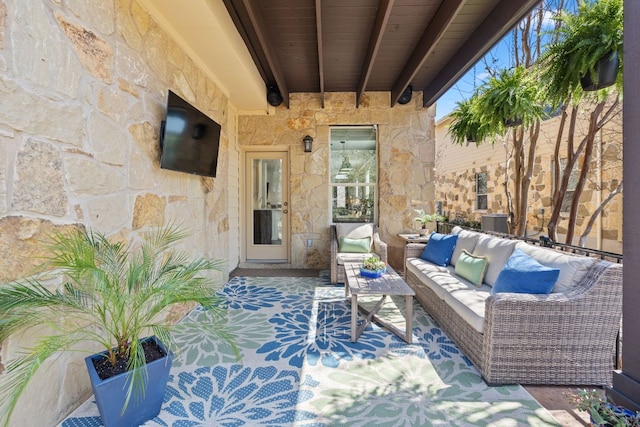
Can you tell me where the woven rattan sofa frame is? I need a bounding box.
[404,241,622,386]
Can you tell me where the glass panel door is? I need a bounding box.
[245,151,289,262]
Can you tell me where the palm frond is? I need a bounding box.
[0,223,233,425]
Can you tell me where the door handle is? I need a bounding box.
[283,209,288,214]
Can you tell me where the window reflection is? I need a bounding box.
[330,126,377,223]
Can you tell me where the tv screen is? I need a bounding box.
[160,90,221,178]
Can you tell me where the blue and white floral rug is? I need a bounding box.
[61,275,559,426]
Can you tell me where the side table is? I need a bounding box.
[397,233,430,276]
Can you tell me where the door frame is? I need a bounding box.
[240,146,291,264]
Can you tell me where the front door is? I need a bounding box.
[245,151,289,262]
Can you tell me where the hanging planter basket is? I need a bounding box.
[581,51,620,91]
[503,117,523,127]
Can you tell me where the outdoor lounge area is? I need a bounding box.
[1,0,640,426]
[60,270,586,426]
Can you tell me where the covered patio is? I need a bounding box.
[0,0,639,425]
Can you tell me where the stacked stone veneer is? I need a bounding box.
[238,92,437,271]
[435,111,622,253]
[0,0,236,425]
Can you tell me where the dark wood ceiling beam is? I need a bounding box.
[390,0,465,107]
[315,0,325,108]
[241,0,290,107]
[421,0,541,107]
[221,0,270,83]
[356,0,395,108]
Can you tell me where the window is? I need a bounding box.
[330,126,377,223]
[476,172,487,210]
[558,159,579,213]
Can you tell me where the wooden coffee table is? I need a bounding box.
[344,262,415,344]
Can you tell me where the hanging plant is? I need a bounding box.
[540,0,623,104]
[476,66,546,135]
[447,95,489,145]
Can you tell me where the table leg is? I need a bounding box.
[405,295,413,344]
[351,294,358,342]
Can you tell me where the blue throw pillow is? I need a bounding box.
[420,233,459,266]
[492,248,560,295]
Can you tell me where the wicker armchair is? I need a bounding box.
[330,223,388,284]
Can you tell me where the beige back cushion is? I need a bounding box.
[450,229,480,266]
[472,234,518,286]
[515,242,596,292]
[336,223,374,251]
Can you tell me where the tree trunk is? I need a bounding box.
[547,104,569,241]
[511,127,525,234]
[565,102,607,244]
[579,181,623,247]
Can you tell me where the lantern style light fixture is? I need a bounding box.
[303,135,313,152]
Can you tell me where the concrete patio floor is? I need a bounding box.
[230,267,596,426]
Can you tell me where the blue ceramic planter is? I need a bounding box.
[84,336,173,427]
[360,267,386,278]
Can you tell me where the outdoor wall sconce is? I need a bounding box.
[303,135,313,152]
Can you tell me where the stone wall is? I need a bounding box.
[238,92,436,270]
[435,111,623,253]
[0,0,237,425]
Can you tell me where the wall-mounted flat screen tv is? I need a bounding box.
[160,90,221,178]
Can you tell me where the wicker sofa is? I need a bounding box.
[404,226,622,386]
[330,223,388,284]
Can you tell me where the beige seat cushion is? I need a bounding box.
[472,235,518,286]
[515,242,596,292]
[336,223,374,252]
[408,257,489,332]
[443,283,491,333]
[450,229,481,266]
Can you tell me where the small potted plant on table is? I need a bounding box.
[413,209,445,236]
[360,256,387,278]
[0,224,237,427]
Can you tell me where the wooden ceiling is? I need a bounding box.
[221,0,541,108]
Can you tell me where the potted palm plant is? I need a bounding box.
[0,224,237,427]
[540,0,622,101]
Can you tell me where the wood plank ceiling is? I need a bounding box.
[222,0,541,108]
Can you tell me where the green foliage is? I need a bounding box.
[0,224,236,426]
[540,0,623,105]
[363,256,386,271]
[572,389,640,426]
[413,209,445,226]
[476,66,546,133]
[447,95,490,145]
[447,66,546,143]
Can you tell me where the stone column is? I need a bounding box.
[608,0,640,410]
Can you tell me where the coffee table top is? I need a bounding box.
[344,262,415,296]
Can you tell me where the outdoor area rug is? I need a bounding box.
[61,275,559,426]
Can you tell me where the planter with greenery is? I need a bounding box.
[447,95,488,145]
[0,224,237,427]
[413,209,445,235]
[540,0,623,101]
[475,65,546,134]
[572,389,640,426]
